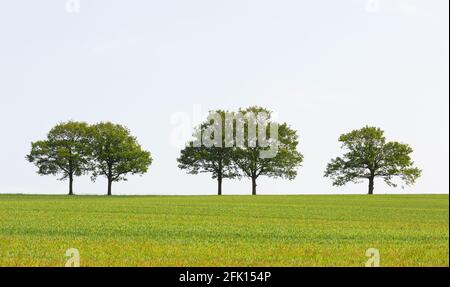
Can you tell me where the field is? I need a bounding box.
[0,194,448,267]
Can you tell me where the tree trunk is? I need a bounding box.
[368,176,374,195]
[107,178,112,196]
[217,176,222,196]
[68,175,74,196]
[251,176,257,195]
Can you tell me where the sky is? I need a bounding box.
[0,0,448,195]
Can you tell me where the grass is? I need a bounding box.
[0,194,448,267]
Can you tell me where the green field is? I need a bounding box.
[0,194,448,267]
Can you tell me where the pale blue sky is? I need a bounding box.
[0,0,448,195]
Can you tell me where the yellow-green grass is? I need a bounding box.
[0,194,448,266]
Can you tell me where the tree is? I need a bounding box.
[26,121,91,195]
[232,107,304,195]
[89,122,152,195]
[177,110,239,195]
[324,126,421,195]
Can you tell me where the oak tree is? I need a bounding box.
[89,122,152,195]
[324,126,421,194]
[177,110,239,195]
[232,107,304,195]
[26,121,91,195]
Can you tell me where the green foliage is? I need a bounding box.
[177,146,237,178]
[177,110,239,195]
[27,121,152,196]
[324,126,421,193]
[233,106,304,194]
[89,122,152,195]
[26,121,91,195]
[177,107,303,195]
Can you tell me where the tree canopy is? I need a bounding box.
[232,106,304,195]
[324,126,421,194]
[26,121,91,195]
[177,110,239,195]
[89,122,152,195]
[177,107,303,195]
